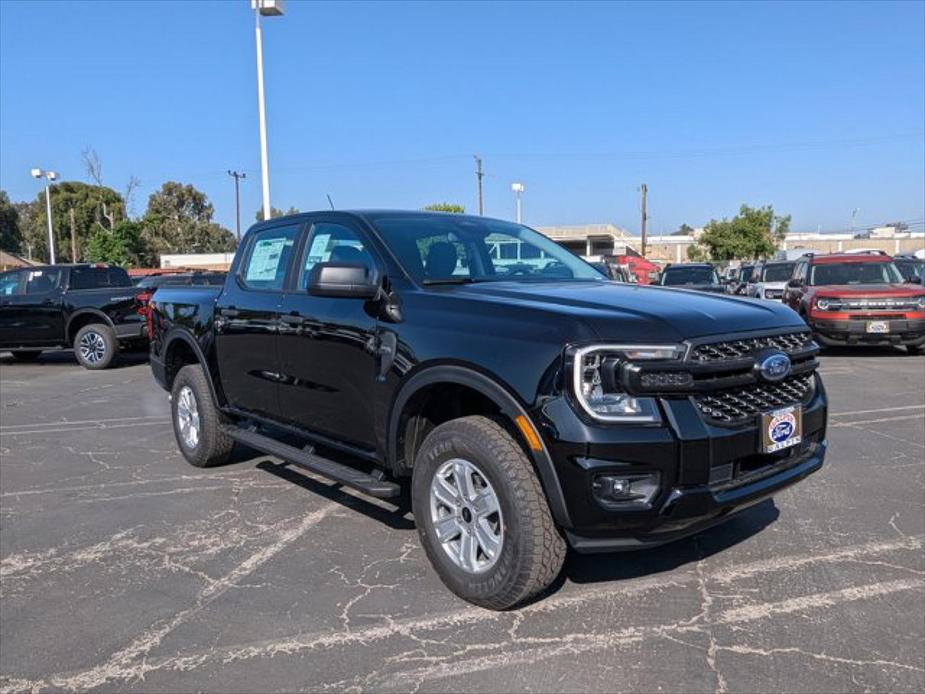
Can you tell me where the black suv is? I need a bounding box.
[0,263,146,368]
[658,263,725,293]
[149,211,827,609]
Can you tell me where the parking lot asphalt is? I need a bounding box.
[0,348,923,693]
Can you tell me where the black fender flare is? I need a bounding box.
[388,364,572,528]
[162,329,224,409]
[65,309,114,340]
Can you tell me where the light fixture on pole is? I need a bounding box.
[251,0,285,222]
[31,168,58,264]
[227,170,246,241]
[511,182,525,224]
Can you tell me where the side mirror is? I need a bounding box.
[905,275,922,284]
[787,278,803,288]
[307,262,380,299]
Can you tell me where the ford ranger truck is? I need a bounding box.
[148,211,828,609]
[783,252,925,354]
[0,263,147,369]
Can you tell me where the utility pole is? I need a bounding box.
[227,170,246,241]
[474,154,484,216]
[69,208,77,262]
[640,183,648,257]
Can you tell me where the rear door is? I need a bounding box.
[6,267,66,344]
[276,217,382,448]
[214,223,301,419]
[0,270,24,346]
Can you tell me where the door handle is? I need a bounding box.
[219,307,240,317]
[279,314,304,326]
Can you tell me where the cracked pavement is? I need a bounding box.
[1,348,923,693]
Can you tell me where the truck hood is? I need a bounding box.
[443,280,803,342]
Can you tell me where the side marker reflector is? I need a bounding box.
[515,415,543,452]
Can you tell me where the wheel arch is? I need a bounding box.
[388,363,572,527]
[162,330,223,409]
[66,309,114,343]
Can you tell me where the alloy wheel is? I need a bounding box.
[176,385,200,449]
[429,458,503,573]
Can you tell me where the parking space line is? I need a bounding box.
[0,420,170,436]
[830,405,925,417]
[830,413,925,428]
[0,415,169,430]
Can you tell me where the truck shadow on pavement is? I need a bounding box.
[0,348,150,369]
[254,448,778,600]
[560,499,779,586]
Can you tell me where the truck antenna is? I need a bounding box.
[326,194,335,210]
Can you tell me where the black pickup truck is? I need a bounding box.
[149,211,828,609]
[0,263,146,369]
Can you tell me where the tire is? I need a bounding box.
[170,364,233,468]
[412,415,566,610]
[74,323,117,370]
[9,350,43,362]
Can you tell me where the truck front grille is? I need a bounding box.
[693,373,815,424]
[690,330,811,362]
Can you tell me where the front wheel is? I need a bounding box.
[412,415,566,610]
[74,324,116,370]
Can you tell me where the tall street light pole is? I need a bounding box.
[251,0,285,221]
[31,168,58,264]
[511,182,525,224]
[227,170,246,241]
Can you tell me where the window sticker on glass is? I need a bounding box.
[305,233,332,270]
[247,238,289,281]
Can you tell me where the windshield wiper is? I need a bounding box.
[422,277,483,285]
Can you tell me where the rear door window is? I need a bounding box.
[69,267,126,290]
[240,225,299,291]
[0,271,23,296]
[23,268,63,295]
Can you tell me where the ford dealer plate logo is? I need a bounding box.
[757,352,791,382]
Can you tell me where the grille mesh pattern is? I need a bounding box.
[694,374,814,423]
[690,331,811,362]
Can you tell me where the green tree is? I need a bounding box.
[254,206,300,222]
[0,190,22,253]
[686,244,707,261]
[19,181,126,263]
[142,182,236,256]
[85,220,148,267]
[694,204,790,261]
[672,223,694,236]
[423,203,465,213]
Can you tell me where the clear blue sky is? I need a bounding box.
[1,0,923,235]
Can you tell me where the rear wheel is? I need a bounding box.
[171,364,233,468]
[9,350,43,362]
[411,415,566,610]
[74,323,116,370]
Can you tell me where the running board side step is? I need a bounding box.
[225,427,401,498]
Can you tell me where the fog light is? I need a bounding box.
[592,472,660,507]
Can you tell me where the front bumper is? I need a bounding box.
[534,375,828,551]
[809,317,925,347]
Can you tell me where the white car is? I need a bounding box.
[748,261,797,301]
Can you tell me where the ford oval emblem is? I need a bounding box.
[757,352,792,382]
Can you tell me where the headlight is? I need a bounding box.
[572,344,682,423]
[917,295,925,309]
[815,297,840,311]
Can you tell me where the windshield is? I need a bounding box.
[660,266,719,286]
[761,263,795,282]
[367,215,604,284]
[809,261,904,286]
[740,266,754,282]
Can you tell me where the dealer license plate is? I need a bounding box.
[866,320,890,333]
[761,405,803,454]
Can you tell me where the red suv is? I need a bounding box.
[783,252,925,354]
